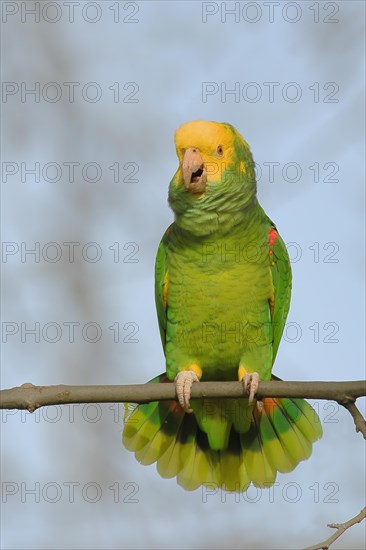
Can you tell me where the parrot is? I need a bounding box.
[123,120,322,492]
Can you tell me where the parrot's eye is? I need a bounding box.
[215,145,224,157]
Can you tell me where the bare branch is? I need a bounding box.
[1,380,365,549]
[304,507,366,550]
[0,380,365,413]
[341,401,366,439]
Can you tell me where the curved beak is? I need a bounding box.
[182,147,207,193]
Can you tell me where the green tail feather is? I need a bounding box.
[123,374,322,492]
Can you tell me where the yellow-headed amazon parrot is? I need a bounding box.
[123,120,322,492]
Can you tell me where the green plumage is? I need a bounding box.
[123,120,322,491]
[123,375,322,491]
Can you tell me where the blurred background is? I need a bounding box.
[1,1,365,548]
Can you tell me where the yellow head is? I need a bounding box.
[169,120,257,235]
[173,120,251,194]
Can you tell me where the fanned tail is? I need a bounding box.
[123,374,322,492]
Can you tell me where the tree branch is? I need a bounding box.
[341,401,366,439]
[2,381,364,549]
[304,507,366,550]
[1,380,365,413]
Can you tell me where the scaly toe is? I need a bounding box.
[242,372,260,404]
[175,371,199,413]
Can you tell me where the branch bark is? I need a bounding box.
[1,380,365,410]
[304,507,366,550]
[341,401,366,439]
[2,381,364,548]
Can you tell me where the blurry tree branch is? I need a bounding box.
[304,507,366,550]
[341,401,366,439]
[1,380,365,437]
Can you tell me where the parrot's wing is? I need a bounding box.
[268,226,292,363]
[154,225,172,351]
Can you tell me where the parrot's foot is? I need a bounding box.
[175,371,199,413]
[241,372,260,404]
[256,400,264,413]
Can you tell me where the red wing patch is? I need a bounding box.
[268,228,278,317]
[268,228,278,247]
[268,228,278,261]
[263,397,277,413]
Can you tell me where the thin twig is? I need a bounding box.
[0,380,365,412]
[341,401,366,440]
[304,507,366,550]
